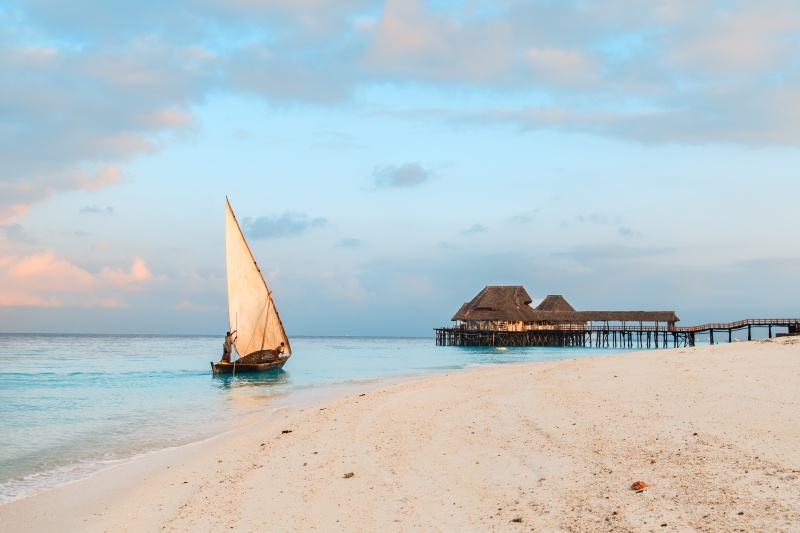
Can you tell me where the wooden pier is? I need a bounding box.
[435,318,800,348]
[683,318,800,344]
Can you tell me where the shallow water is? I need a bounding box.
[0,334,626,504]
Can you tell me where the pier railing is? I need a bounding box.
[674,318,800,333]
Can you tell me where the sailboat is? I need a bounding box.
[211,198,292,375]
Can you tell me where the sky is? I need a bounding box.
[1,0,799,336]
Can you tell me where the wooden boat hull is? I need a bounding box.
[210,356,290,375]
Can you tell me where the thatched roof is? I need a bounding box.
[535,295,575,312]
[451,286,679,324]
[451,286,536,322]
[451,302,470,321]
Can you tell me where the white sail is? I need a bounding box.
[226,199,291,357]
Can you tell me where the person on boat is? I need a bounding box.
[275,341,285,357]
[222,330,237,363]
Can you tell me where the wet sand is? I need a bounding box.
[2,337,798,532]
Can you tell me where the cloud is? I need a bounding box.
[526,47,600,87]
[617,226,640,238]
[226,41,354,105]
[561,213,621,230]
[80,205,114,215]
[0,32,212,221]
[336,238,366,249]
[371,163,434,189]
[242,212,329,239]
[0,203,31,225]
[0,163,125,224]
[508,209,540,225]
[364,0,515,84]
[77,166,126,191]
[362,2,800,146]
[1,223,37,243]
[663,2,800,75]
[98,257,154,288]
[461,224,487,235]
[0,251,160,307]
[3,0,800,229]
[575,213,620,226]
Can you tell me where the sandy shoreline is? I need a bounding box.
[2,338,799,532]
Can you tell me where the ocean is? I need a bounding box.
[0,334,624,504]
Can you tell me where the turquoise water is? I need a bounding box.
[0,334,623,504]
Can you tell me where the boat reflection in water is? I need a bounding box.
[211,369,293,419]
[211,368,290,391]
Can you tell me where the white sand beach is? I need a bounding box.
[2,337,798,532]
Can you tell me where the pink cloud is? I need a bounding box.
[527,48,600,87]
[0,203,32,224]
[1,35,210,224]
[0,165,123,225]
[0,293,63,307]
[139,107,195,129]
[0,252,159,307]
[365,0,514,83]
[7,251,95,292]
[77,164,125,192]
[99,257,154,288]
[665,3,800,74]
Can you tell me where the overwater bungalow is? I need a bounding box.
[439,285,680,347]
